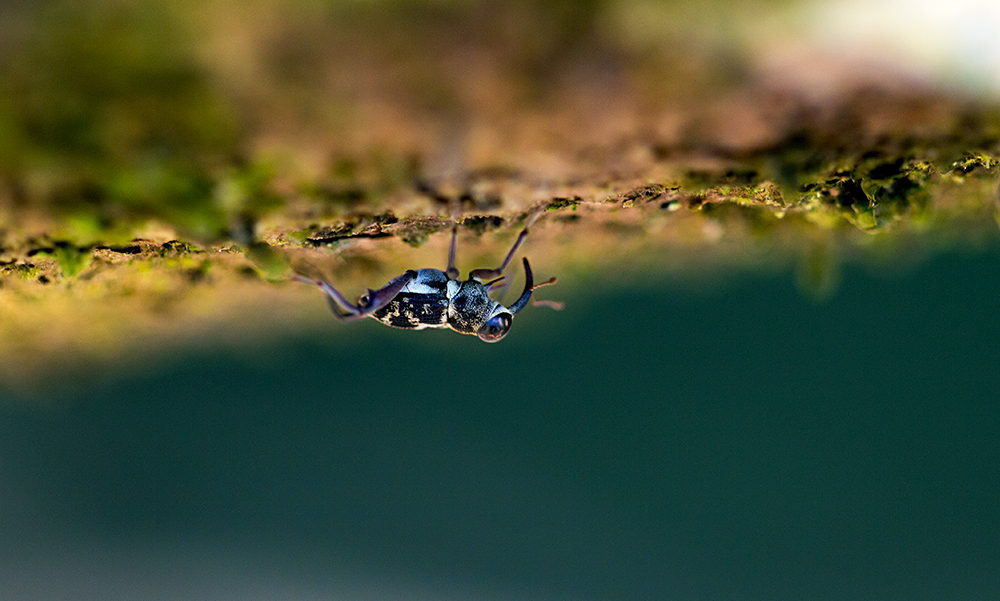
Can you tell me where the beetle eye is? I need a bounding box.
[476,313,512,343]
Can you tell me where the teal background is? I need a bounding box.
[2,248,999,600]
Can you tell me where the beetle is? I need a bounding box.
[294,209,559,342]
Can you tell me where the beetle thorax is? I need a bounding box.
[447,280,503,334]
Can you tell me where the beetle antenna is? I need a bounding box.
[468,205,548,282]
[532,299,565,310]
[530,277,557,290]
[507,258,534,314]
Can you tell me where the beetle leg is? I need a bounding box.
[486,275,507,294]
[445,223,460,280]
[293,270,416,322]
[469,207,544,281]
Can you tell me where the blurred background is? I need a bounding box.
[2,1,1000,599]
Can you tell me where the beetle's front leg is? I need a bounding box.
[293,270,417,322]
[468,207,544,281]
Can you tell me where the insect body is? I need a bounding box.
[295,210,558,342]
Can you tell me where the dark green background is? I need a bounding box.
[2,247,999,600]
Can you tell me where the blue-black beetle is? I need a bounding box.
[295,209,559,342]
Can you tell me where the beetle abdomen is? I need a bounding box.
[372,293,449,329]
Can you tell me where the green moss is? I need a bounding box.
[216,161,283,217]
[547,197,581,211]
[619,184,669,207]
[400,230,431,248]
[53,243,92,277]
[395,217,447,248]
[103,163,227,240]
[951,153,1000,175]
[244,242,290,283]
[58,214,112,247]
[19,242,92,278]
[287,228,315,246]
[158,240,202,256]
[2,262,42,281]
[460,215,504,235]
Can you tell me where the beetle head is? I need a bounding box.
[452,257,554,342]
[476,257,540,343]
[476,310,512,342]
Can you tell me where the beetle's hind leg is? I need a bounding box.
[293,270,416,322]
[469,207,545,281]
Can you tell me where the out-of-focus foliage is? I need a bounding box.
[0,0,247,240]
[0,0,238,166]
[1,0,996,243]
